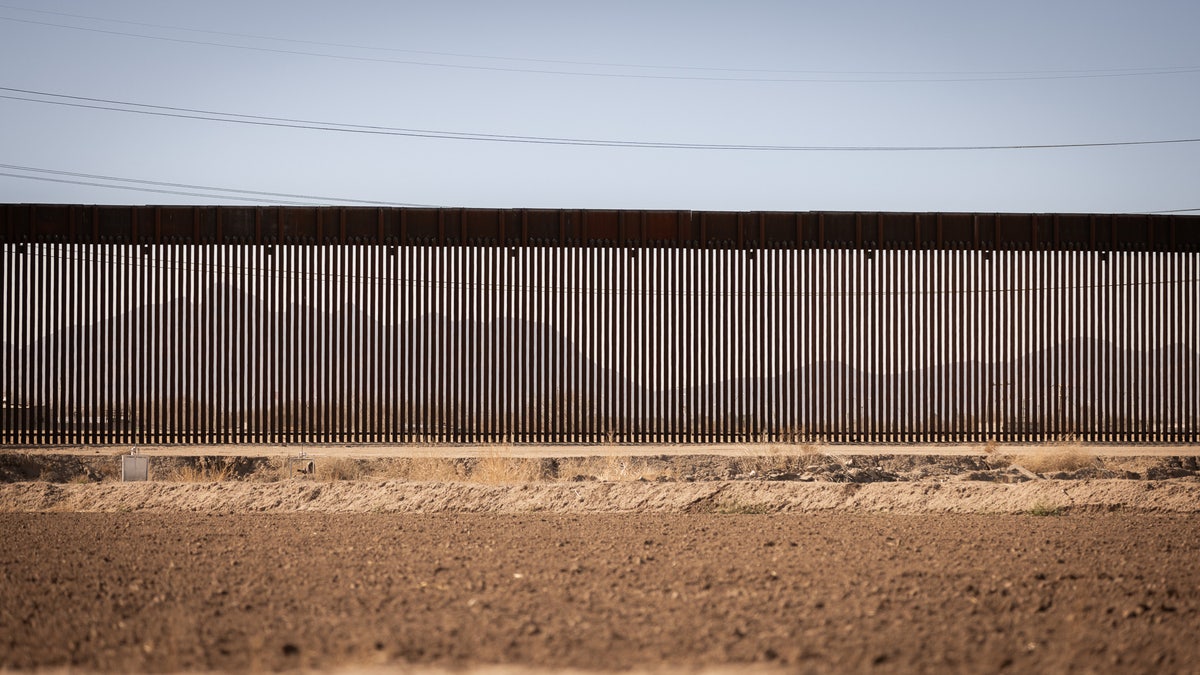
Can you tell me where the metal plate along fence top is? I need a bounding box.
[2,205,1198,446]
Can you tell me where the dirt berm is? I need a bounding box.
[2,476,1197,514]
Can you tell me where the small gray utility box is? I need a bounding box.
[122,451,149,481]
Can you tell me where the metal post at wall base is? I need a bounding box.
[287,451,315,478]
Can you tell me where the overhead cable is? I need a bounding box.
[4,87,1200,152]
[0,172,312,205]
[0,163,433,206]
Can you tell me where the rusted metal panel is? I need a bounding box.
[154,207,193,241]
[521,209,559,244]
[701,211,740,247]
[340,207,378,242]
[642,210,684,244]
[819,212,856,247]
[578,210,618,244]
[10,205,1194,248]
[460,208,503,244]
[402,208,441,244]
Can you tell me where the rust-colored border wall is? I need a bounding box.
[3,205,1198,250]
[2,205,1197,446]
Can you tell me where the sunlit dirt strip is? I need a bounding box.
[14,443,1200,458]
[2,479,1199,514]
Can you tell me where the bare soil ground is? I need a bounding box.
[2,512,1198,674]
[2,447,1199,674]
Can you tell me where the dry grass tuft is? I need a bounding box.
[738,444,825,476]
[244,456,287,482]
[398,457,465,482]
[469,455,546,484]
[553,457,598,481]
[1008,446,1098,475]
[598,456,653,481]
[315,458,364,482]
[168,457,235,482]
[1028,502,1067,517]
[554,456,672,482]
[318,457,467,482]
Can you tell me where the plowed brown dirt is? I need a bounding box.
[2,512,1198,674]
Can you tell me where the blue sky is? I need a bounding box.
[1,1,1198,213]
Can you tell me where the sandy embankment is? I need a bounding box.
[3,477,1198,514]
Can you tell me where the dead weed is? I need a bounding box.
[315,458,364,482]
[395,457,465,482]
[470,455,547,484]
[168,457,235,482]
[1003,442,1099,475]
[555,456,671,482]
[738,444,825,475]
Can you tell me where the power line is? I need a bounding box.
[0,163,435,207]
[5,86,1200,152]
[0,171,311,205]
[2,4,1197,82]
[4,162,1192,217]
